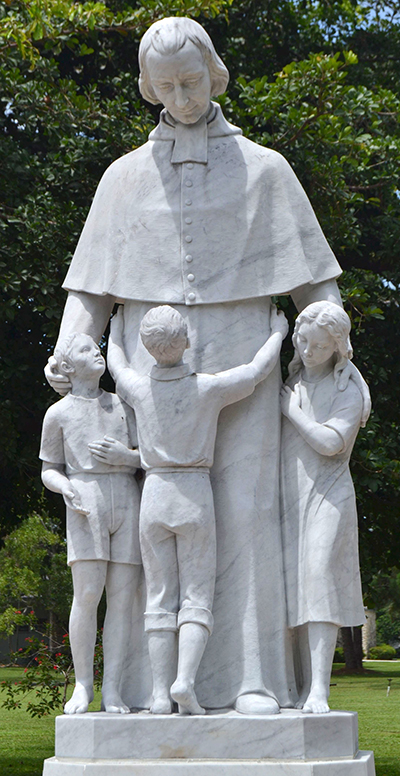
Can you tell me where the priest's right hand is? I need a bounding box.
[44,355,71,396]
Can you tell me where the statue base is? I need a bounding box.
[42,710,375,776]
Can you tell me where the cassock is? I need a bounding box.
[63,103,341,709]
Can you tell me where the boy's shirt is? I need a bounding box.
[39,390,137,475]
[116,362,257,470]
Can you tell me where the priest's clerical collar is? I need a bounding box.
[149,363,194,381]
[149,101,242,164]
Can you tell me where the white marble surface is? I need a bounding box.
[107,304,288,715]
[40,333,141,715]
[38,18,377,776]
[54,710,358,760]
[43,751,375,775]
[281,303,366,629]
[44,16,348,715]
[281,302,369,713]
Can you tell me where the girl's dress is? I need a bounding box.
[281,370,365,628]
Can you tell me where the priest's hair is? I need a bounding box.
[140,305,189,364]
[139,17,229,103]
[54,332,85,374]
[288,301,353,383]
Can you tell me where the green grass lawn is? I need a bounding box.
[0,667,102,776]
[330,661,400,776]
[0,662,399,775]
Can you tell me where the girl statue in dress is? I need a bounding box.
[280,301,370,713]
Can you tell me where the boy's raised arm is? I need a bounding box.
[250,306,288,384]
[108,307,140,407]
[107,307,129,380]
[213,306,288,409]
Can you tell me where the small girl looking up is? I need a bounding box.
[280,301,370,714]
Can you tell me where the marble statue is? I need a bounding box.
[43,16,371,715]
[281,302,369,713]
[106,303,288,716]
[39,333,142,715]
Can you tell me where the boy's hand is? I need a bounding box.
[107,307,128,379]
[270,305,289,339]
[280,384,300,418]
[109,306,124,343]
[88,436,140,468]
[62,483,90,515]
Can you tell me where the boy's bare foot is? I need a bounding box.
[171,679,205,715]
[102,687,130,714]
[302,690,330,714]
[150,696,173,714]
[64,683,94,714]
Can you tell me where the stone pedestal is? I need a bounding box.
[42,709,375,775]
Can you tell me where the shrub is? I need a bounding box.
[368,644,396,660]
[333,647,345,663]
[1,629,103,716]
[376,612,400,645]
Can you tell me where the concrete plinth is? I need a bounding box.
[42,710,375,776]
[43,751,375,775]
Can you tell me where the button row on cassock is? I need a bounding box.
[183,170,196,302]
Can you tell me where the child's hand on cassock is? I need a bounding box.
[280,383,300,418]
[270,305,289,339]
[110,306,124,342]
[88,436,140,468]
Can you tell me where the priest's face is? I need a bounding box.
[146,40,212,124]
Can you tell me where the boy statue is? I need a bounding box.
[105,304,288,715]
[39,333,141,714]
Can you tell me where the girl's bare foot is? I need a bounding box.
[64,683,94,714]
[302,690,330,714]
[171,679,205,715]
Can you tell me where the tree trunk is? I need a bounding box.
[353,625,364,670]
[341,627,357,669]
[341,626,363,671]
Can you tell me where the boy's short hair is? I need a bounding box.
[53,332,83,375]
[140,306,188,364]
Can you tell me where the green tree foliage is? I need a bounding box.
[368,567,400,649]
[376,612,400,647]
[0,510,72,637]
[1,0,399,588]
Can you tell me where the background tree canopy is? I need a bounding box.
[1,0,399,599]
